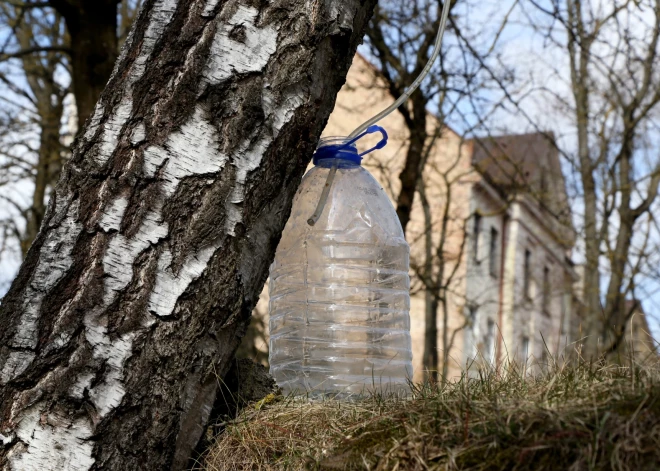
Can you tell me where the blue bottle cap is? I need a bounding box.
[313,144,362,165]
[312,125,389,166]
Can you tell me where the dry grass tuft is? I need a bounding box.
[202,360,660,470]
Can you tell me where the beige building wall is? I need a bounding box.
[245,55,578,382]
[322,55,474,381]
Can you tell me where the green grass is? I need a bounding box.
[202,360,660,470]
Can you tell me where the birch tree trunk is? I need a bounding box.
[0,0,375,469]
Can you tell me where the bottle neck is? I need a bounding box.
[313,137,361,168]
[315,156,361,169]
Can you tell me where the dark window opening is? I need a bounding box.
[468,305,478,325]
[489,227,499,278]
[523,249,532,300]
[472,213,482,263]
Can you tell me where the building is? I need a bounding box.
[465,134,578,373]
[242,54,583,381]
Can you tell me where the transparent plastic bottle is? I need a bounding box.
[268,136,413,398]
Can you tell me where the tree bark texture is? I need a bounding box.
[0,0,375,469]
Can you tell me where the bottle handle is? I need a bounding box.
[358,125,389,157]
[338,125,389,157]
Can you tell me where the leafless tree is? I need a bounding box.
[0,1,142,274]
[0,5,68,257]
[364,1,453,234]
[520,0,660,357]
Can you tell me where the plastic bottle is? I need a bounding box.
[268,134,413,398]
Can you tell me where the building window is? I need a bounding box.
[522,336,530,361]
[485,318,496,363]
[489,227,498,278]
[472,213,482,263]
[542,266,550,315]
[523,249,532,300]
[468,305,478,328]
[560,294,567,336]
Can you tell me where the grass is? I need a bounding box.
[202,359,660,470]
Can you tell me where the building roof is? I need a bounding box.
[470,132,573,234]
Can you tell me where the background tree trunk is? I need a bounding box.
[419,177,438,382]
[395,92,427,234]
[557,0,660,358]
[5,5,67,256]
[0,0,376,469]
[23,101,63,255]
[49,0,121,128]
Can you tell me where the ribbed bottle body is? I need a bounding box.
[269,161,413,397]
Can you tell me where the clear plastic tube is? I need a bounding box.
[307,1,452,226]
[348,0,452,138]
[307,161,338,226]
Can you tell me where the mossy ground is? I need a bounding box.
[201,359,660,470]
